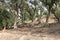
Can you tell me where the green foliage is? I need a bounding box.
[0,7,16,30]
[56,7,60,17]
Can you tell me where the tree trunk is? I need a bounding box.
[2,26,6,32]
[53,12,60,23]
[46,10,50,24]
[38,10,42,24]
[16,3,19,15]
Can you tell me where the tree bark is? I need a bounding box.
[46,10,50,24]
[2,26,6,32]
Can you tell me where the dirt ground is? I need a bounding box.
[0,27,60,40]
[0,23,60,40]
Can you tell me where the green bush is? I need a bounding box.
[0,7,16,30]
[55,7,60,23]
[56,7,60,18]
